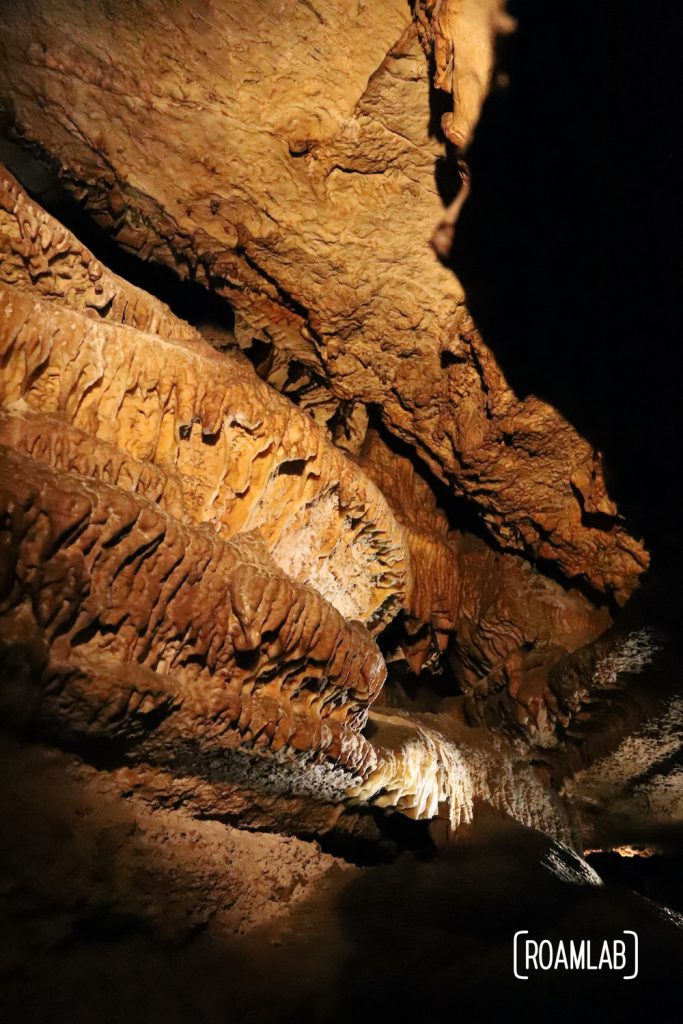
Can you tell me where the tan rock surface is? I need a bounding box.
[415,0,516,150]
[0,0,648,602]
[0,163,195,340]
[0,445,383,774]
[0,14,679,1016]
[358,428,611,740]
[0,288,410,629]
[0,162,624,834]
[0,168,413,628]
[0,170,412,781]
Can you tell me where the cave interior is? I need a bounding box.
[0,1,681,1019]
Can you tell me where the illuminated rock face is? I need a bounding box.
[0,446,382,774]
[0,166,411,782]
[2,12,682,1021]
[0,281,409,629]
[0,175,636,886]
[0,1,653,842]
[0,168,410,634]
[0,0,647,604]
[0,164,617,831]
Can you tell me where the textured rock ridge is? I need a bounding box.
[0,12,680,1018]
[0,266,411,629]
[352,708,571,841]
[0,164,195,340]
[358,428,611,742]
[0,166,411,626]
[414,0,516,150]
[0,0,648,602]
[0,446,381,774]
[0,166,605,835]
[0,168,412,790]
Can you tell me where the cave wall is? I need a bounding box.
[0,0,648,604]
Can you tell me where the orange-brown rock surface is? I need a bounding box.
[0,160,196,340]
[0,167,426,783]
[357,428,611,741]
[0,167,410,631]
[0,445,383,773]
[0,163,610,829]
[0,0,648,603]
[1,10,681,1020]
[0,0,655,844]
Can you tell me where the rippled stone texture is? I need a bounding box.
[0,164,590,830]
[0,0,648,602]
[0,166,407,786]
[0,446,383,773]
[0,168,410,631]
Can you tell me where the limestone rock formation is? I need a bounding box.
[0,446,386,772]
[352,707,571,840]
[0,158,626,844]
[0,0,648,603]
[357,428,611,742]
[0,167,410,632]
[0,150,654,838]
[0,166,419,789]
[0,159,196,340]
[1,6,681,1019]
[415,0,517,150]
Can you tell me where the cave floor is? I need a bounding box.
[1,735,682,1023]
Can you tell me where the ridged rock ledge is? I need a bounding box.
[0,0,648,603]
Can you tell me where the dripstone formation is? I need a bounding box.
[0,162,633,825]
[1,5,677,1020]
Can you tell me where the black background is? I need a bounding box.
[448,0,680,617]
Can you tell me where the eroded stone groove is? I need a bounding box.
[0,0,648,602]
[0,446,383,774]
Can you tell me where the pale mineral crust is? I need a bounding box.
[0,0,648,602]
[351,707,572,842]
